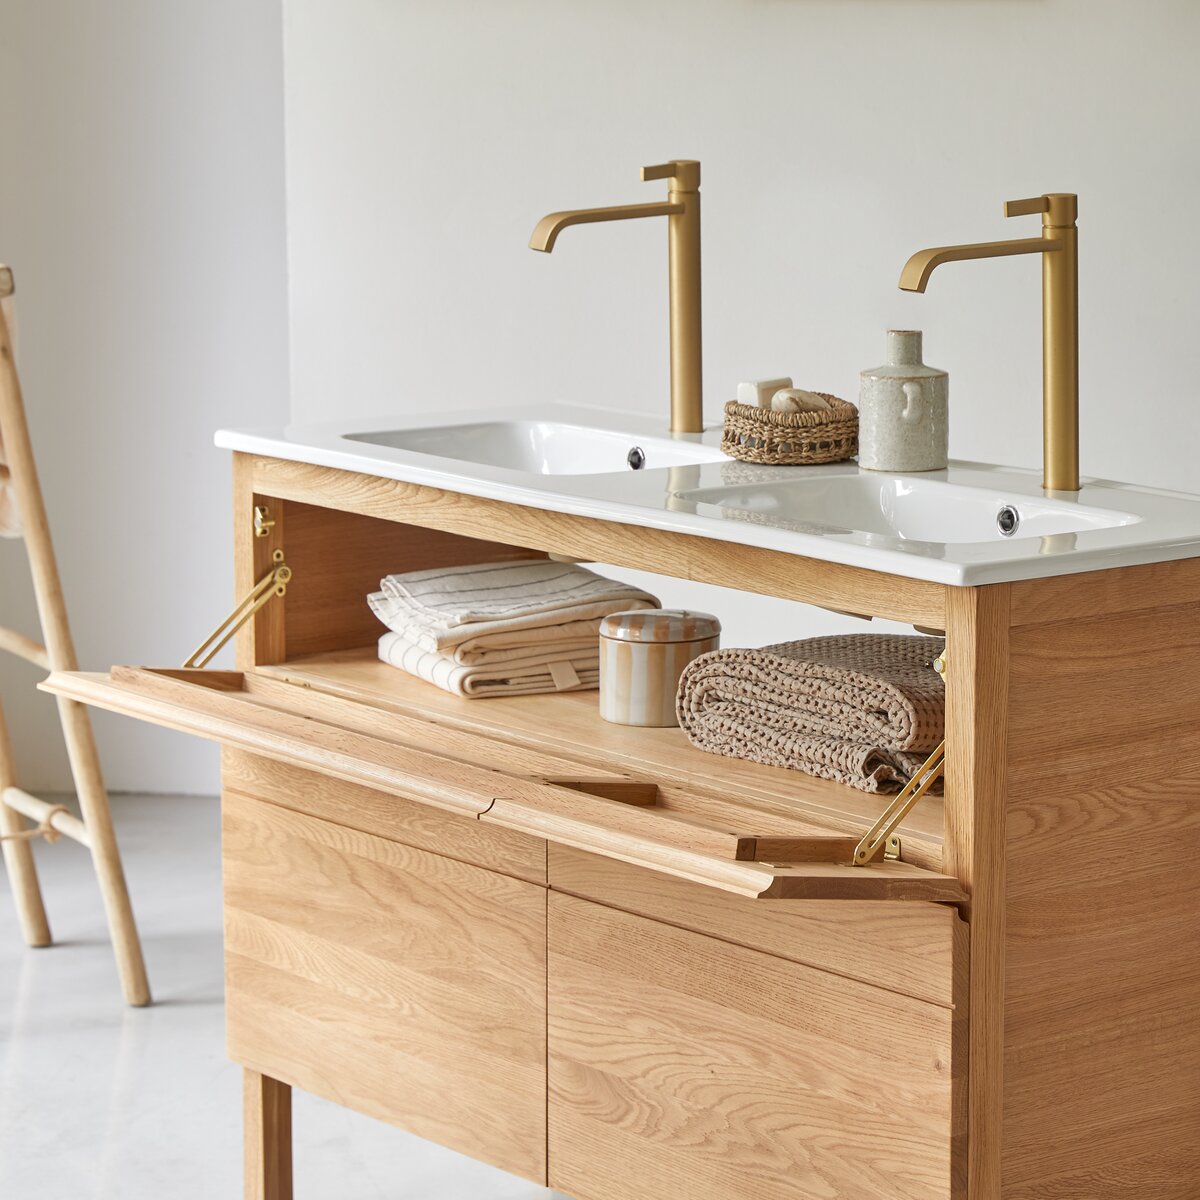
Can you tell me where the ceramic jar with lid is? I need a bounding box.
[599,609,721,727]
[858,330,949,472]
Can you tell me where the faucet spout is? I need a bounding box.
[897,193,1080,492]
[529,160,704,433]
[529,201,682,253]
[898,237,1055,293]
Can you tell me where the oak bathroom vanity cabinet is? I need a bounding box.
[45,452,1200,1200]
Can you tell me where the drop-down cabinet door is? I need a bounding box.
[43,665,966,904]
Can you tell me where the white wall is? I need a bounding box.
[281,0,1200,647]
[284,0,1200,476]
[0,1,289,793]
[3,0,1197,794]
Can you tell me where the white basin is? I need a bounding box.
[677,475,1140,544]
[344,419,727,475]
[215,403,1200,586]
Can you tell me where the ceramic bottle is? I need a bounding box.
[858,330,948,472]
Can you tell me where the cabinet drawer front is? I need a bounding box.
[548,893,964,1200]
[223,791,547,1184]
[223,749,546,884]
[549,845,965,1008]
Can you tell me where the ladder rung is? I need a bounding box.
[2,787,90,847]
[0,625,50,670]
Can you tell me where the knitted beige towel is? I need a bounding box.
[676,634,946,793]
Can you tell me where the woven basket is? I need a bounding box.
[721,395,858,465]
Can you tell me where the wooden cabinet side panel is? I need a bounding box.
[548,892,959,1200]
[222,789,548,1184]
[1002,589,1200,1198]
[234,453,286,669]
[943,585,1010,1200]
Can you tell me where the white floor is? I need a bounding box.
[0,794,566,1200]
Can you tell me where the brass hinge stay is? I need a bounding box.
[183,548,291,669]
[852,739,946,866]
[852,646,948,867]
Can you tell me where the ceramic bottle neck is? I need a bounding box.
[886,329,923,368]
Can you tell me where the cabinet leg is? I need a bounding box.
[244,1069,293,1200]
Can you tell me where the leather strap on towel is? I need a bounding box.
[548,660,581,691]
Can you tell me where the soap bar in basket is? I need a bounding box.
[721,396,858,466]
[736,377,792,408]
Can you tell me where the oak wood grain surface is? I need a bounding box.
[233,454,287,669]
[943,585,1009,1199]
[548,845,965,1006]
[44,666,959,901]
[548,892,960,1200]
[243,1071,292,1200]
[270,648,947,864]
[999,586,1200,1198]
[223,790,548,1184]
[281,500,543,659]
[1008,555,1200,627]
[222,749,547,885]
[242,453,948,628]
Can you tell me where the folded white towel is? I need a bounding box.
[369,595,603,666]
[370,559,658,653]
[379,632,600,698]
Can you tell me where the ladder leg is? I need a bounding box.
[56,696,150,1006]
[2,275,149,1004]
[0,694,51,946]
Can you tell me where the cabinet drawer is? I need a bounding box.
[548,844,966,1007]
[548,893,965,1200]
[222,790,547,1183]
[222,748,546,884]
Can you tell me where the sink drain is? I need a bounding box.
[997,504,1020,537]
[627,446,646,470]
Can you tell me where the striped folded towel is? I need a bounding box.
[379,632,600,698]
[369,559,659,657]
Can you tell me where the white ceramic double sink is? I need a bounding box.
[345,418,728,475]
[216,404,1200,586]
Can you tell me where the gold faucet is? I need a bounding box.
[899,193,1080,492]
[530,160,703,434]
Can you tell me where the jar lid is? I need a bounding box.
[599,609,721,644]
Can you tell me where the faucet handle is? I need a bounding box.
[1004,195,1050,218]
[1005,193,1077,225]
[642,160,701,192]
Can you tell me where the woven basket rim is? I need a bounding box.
[721,393,858,465]
[723,394,856,429]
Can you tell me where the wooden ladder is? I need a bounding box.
[0,263,150,1006]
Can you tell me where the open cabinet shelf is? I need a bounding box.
[262,643,948,863]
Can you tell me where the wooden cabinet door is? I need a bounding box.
[548,892,964,1200]
[223,790,548,1184]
